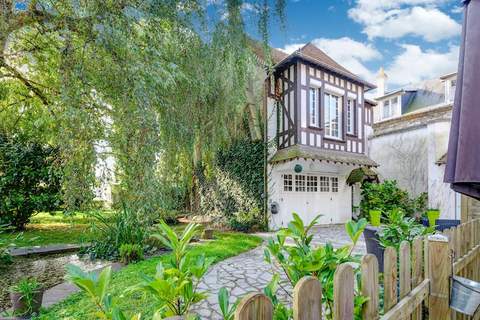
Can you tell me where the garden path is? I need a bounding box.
[191,224,366,319]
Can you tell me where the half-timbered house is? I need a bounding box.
[265,43,378,228]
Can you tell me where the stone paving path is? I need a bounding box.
[191,224,366,319]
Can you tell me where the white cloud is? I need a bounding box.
[281,37,381,82]
[348,0,461,42]
[385,44,459,86]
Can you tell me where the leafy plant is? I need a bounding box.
[128,221,213,317]
[119,244,144,265]
[263,214,369,319]
[229,208,262,232]
[10,277,42,316]
[263,274,293,320]
[67,265,145,320]
[360,180,427,221]
[0,133,63,230]
[378,208,434,250]
[84,206,147,260]
[218,287,239,320]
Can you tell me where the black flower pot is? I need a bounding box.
[363,225,385,272]
[421,218,461,231]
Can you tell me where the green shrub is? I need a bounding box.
[0,133,63,230]
[128,222,212,317]
[83,206,147,260]
[378,208,434,250]
[119,244,144,264]
[228,208,261,232]
[262,214,369,319]
[360,180,427,222]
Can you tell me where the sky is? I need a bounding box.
[208,0,464,91]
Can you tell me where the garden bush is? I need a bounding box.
[119,244,144,264]
[83,206,148,260]
[360,180,427,222]
[0,133,63,230]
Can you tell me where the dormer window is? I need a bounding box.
[309,88,319,127]
[382,96,399,120]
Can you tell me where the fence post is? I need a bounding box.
[412,237,424,320]
[399,241,412,300]
[293,276,322,320]
[428,234,451,320]
[334,263,354,320]
[384,247,398,313]
[234,293,273,320]
[361,254,379,320]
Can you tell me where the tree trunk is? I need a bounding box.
[190,132,203,214]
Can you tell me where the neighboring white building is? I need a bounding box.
[264,43,377,229]
[368,70,463,220]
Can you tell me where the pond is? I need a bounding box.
[0,252,109,312]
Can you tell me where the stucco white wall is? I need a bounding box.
[368,118,458,219]
[369,128,428,197]
[267,159,357,230]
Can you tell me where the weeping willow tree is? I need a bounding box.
[0,0,285,220]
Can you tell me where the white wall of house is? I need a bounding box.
[267,159,357,229]
[368,110,459,219]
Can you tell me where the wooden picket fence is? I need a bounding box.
[234,219,480,320]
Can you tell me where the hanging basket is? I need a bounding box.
[450,275,480,316]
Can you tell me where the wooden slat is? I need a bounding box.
[412,237,423,320]
[361,254,379,320]
[453,244,480,274]
[384,247,398,313]
[428,235,451,320]
[234,293,273,320]
[399,241,411,300]
[381,279,430,320]
[293,276,322,320]
[334,263,354,320]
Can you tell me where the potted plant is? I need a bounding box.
[9,278,44,317]
[426,208,440,227]
[369,209,381,227]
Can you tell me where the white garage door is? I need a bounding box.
[280,173,343,225]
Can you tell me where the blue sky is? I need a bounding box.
[209,0,464,90]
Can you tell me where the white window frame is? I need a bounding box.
[306,175,318,192]
[324,92,343,139]
[309,87,319,127]
[331,177,339,193]
[383,100,390,119]
[295,175,306,192]
[283,174,293,192]
[319,176,330,192]
[347,98,355,135]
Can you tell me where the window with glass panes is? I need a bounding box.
[295,175,306,192]
[309,88,318,127]
[319,176,330,192]
[283,174,293,192]
[331,177,339,192]
[324,93,342,138]
[347,99,355,134]
[306,176,318,192]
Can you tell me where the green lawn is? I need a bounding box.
[1,212,113,247]
[36,232,262,319]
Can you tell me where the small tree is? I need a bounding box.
[0,133,62,230]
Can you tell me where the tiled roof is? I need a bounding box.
[269,144,378,167]
[247,38,288,65]
[274,42,375,89]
